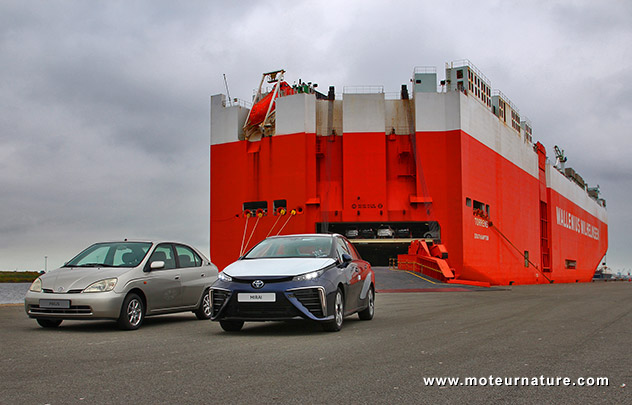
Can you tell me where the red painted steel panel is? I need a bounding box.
[210,128,607,285]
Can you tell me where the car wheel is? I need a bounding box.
[36,319,62,328]
[194,289,211,320]
[118,293,144,330]
[322,288,344,332]
[358,286,375,320]
[220,320,244,332]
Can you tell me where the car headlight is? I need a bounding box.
[83,278,117,293]
[293,269,324,281]
[29,277,42,292]
[218,272,232,282]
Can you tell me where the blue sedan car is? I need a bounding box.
[210,234,375,332]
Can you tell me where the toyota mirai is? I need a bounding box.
[24,240,218,330]
[210,234,375,332]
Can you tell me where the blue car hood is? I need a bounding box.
[223,257,336,277]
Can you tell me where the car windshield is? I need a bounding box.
[64,242,153,268]
[244,236,333,259]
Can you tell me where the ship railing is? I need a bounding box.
[414,66,437,74]
[314,92,344,100]
[385,92,403,100]
[223,97,252,108]
[492,89,520,114]
[343,85,384,94]
[448,59,492,88]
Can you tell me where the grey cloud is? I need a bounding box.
[0,0,630,271]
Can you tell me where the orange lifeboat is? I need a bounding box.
[245,81,294,128]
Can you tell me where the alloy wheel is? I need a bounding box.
[127,298,142,327]
[202,293,211,317]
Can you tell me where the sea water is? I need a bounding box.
[0,283,30,304]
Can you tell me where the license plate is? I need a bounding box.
[39,299,70,309]
[237,293,276,302]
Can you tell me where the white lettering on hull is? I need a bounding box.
[555,207,600,241]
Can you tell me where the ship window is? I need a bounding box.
[457,69,464,79]
[466,198,472,207]
[415,79,421,84]
[472,200,490,218]
[565,259,577,269]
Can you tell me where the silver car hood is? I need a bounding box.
[40,267,131,291]
[223,258,336,277]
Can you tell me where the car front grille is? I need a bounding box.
[211,289,231,318]
[224,294,300,319]
[29,305,92,315]
[292,288,324,318]
[42,289,83,294]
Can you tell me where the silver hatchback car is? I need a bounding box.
[24,241,218,330]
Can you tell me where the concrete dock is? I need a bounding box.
[0,270,630,404]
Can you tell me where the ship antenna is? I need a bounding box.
[223,74,232,107]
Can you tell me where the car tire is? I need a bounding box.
[194,289,211,320]
[36,319,62,328]
[322,288,344,332]
[220,320,244,332]
[118,293,144,330]
[358,286,375,320]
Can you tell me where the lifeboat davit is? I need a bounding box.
[246,81,294,128]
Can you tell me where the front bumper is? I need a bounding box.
[24,290,126,320]
[210,279,335,322]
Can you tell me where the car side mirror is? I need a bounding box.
[339,253,352,268]
[150,260,165,270]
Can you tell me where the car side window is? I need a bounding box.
[343,239,361,260]
[149,244,176,270]
[175,245,202,268]
[335,238,351,261]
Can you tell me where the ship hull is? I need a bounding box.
[210,65,607,286]
[211,133,606,285]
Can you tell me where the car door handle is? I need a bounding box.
[201,273,205,277]
[174,276,180,280]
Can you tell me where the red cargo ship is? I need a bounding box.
[210,62,607,286]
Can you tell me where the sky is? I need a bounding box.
[1,0,631,274]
